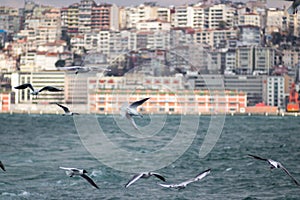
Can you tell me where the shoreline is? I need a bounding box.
[1,110,299,117]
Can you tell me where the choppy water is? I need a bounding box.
[0,114,300,199]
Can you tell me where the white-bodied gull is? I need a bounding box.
[55,103,79,116]
[285,0,300,14]
[59,167,99,189]
[58,66,111,74]
[158,168,211,189]
[125,171,166,188]
[124,97,150,130]
[14,83,63,97]
[248,154,300,186]
[0,161,5,171]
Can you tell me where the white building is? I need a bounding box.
[267,76,285,108]
[11,71,65,104]
[136,19,171,31]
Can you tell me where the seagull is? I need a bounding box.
[125,171,166,188]
[124,97,150,130]
[58,66,111,74]
[55,103,79,116]
[158,169,211,190]
[59,167,99,189]
[248,154,300,186]
[285,0,300,14]
[14,83,63,97]
[0,161,5,171]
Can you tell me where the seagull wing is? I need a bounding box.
[158,183,176,188]
[0,161,5,171]
[129,97,150,109]
[125,173,144,188]
[126,113,139,130]
[56,103,70,113]
[150,172,166,182]
[81,174,99,189]
[279,163,300,186]
[39,86,63,92]
[193,168,211,181]
[59,166,73,171]
[247,154,268,161]
[14,83,34,92]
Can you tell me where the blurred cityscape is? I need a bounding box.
[0,0,300,114]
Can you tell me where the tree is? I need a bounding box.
[55,60,65,68]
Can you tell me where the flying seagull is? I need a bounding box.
[58,66,111,74]
[14,83,63,97]
[0,161,5,171]
[59,167,99,189]
[248,154,300,186]
[285,0,300,14]
[125,171,166,188]
[55,103,79,116]
[158,169,211,189]
[124,97,150,130]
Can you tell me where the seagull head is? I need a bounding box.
[83,169,88,174]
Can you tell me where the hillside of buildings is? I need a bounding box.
[0,0,300,114]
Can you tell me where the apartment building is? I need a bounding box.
[282,48,300,68]
[236,46,274,74]
[0,6,21,35]
[136,19,171,31]
[123,3,163,29]
[238,13,261,27]
[267,76,285,108]
[266,8,287,34]
[238,25,261,46]
[194,28,238,48]
[61,3,79,35]
[0,92,10,112]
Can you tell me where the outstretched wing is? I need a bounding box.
[125,173,144,188]
[151,172,166,182]
[129,97,150,109]
[193,168,211,181]
[56,103,70,113]
[279,163,300,186]
[14,83,34,92]
[81,174,99,189]
[158,183,176,188]
[247,154,268,161]
[39,86,63,92]
[0,161,5,171]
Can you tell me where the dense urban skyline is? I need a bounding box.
[0,0,292,8]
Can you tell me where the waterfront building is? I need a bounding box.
[11,71,65,104]
[224,75,267,106]
[267,76,285,108]
[89,89,247,114]
[0,92,11,112]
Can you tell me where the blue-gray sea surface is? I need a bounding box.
[0,114,299,199]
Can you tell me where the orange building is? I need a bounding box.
[89,89,247,114]
[0,92,11,112]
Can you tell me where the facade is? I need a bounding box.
[267,76,285,108]
[89,89,247,114]
[224,75,267,106]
